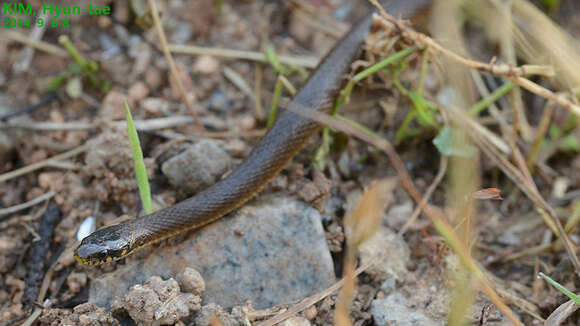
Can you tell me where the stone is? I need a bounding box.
[89,195,335,310]
[194,303,239,326]
[145,69,164,91]
[110,276,201,326]
[208,89,230,112]
[141,97,170,116]
[127,81,150,102]
[176,267,205,296]
[161,140,233,194]
[280,316,311,326]
[193,55,220,75]
[100,90,126,120]
[371,292,439,326]
[358,226,410,282]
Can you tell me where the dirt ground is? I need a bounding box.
[2,0,580,325]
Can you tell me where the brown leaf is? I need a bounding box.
[472,188,503,201]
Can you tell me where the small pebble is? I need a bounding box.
[128,81,149,102]
[281,316,311,326]
[209,89,231,112]
[194,303,238,326]
[304,305,317,320]
[238,114,256,131]
[101,90,126,120]
[141,97,170,115]
[177,267,205,296]
[161,139,233,194]
[145,68,164,91]
[223,139,247,158]
[193,55,220,75]
[77,216,96,241]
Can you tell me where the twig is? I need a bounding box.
[0,145,88,183]
[2,30,68,57]
[0,215,40,231]
[169,44,319,68]
[20,307,43,326]
[0,191,56,218]
[223,66,254,99]
[257,259,376,326]
[368,8,580,118]
[148,0,202,128]
[13,12,49,73]
[1,116,200,131]
[446,106,580,276]
[399,156,448,235]
[526,100,556,173]
[508,76,580,116]
[23,202,62,304]
[0,93,58,121]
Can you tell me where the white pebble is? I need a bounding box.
[77,216,96,241]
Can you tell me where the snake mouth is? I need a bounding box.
[74,244,129,265]
[74,224,135,265]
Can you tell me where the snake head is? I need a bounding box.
[74,223,135,266]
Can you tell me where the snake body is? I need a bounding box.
[74,0,431,266]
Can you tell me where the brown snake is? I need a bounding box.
[74,0,431,265]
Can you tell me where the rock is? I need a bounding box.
[176,267,205,296]
[141,97,170,116]
[89,195,335,309]
[208,89,231,112]
[383,200,413,230]
[193,55,220,75]
[194,303,239,326]
[128,81,150,102]
[280,316,311,326]
[358,227,410,281]
[110,276,201,326]
[161,140,233,194]
[304,305,317,320]
[145,68,164,91]
[100,90,126,120]
[371,292,439,326]
[39,303,119,326]
[223,139,247,158]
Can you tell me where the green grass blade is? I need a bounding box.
[125,100,153,215]
[468,81,515,116]
[538,272,580,304]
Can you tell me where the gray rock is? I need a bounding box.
[209,89,231,112]
[161,140,233,194]
[358,226,410,282]
[194,303,239,326]
[371,292,440,326]
[89,195,335,309]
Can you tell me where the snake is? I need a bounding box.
[74,0,432,266]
